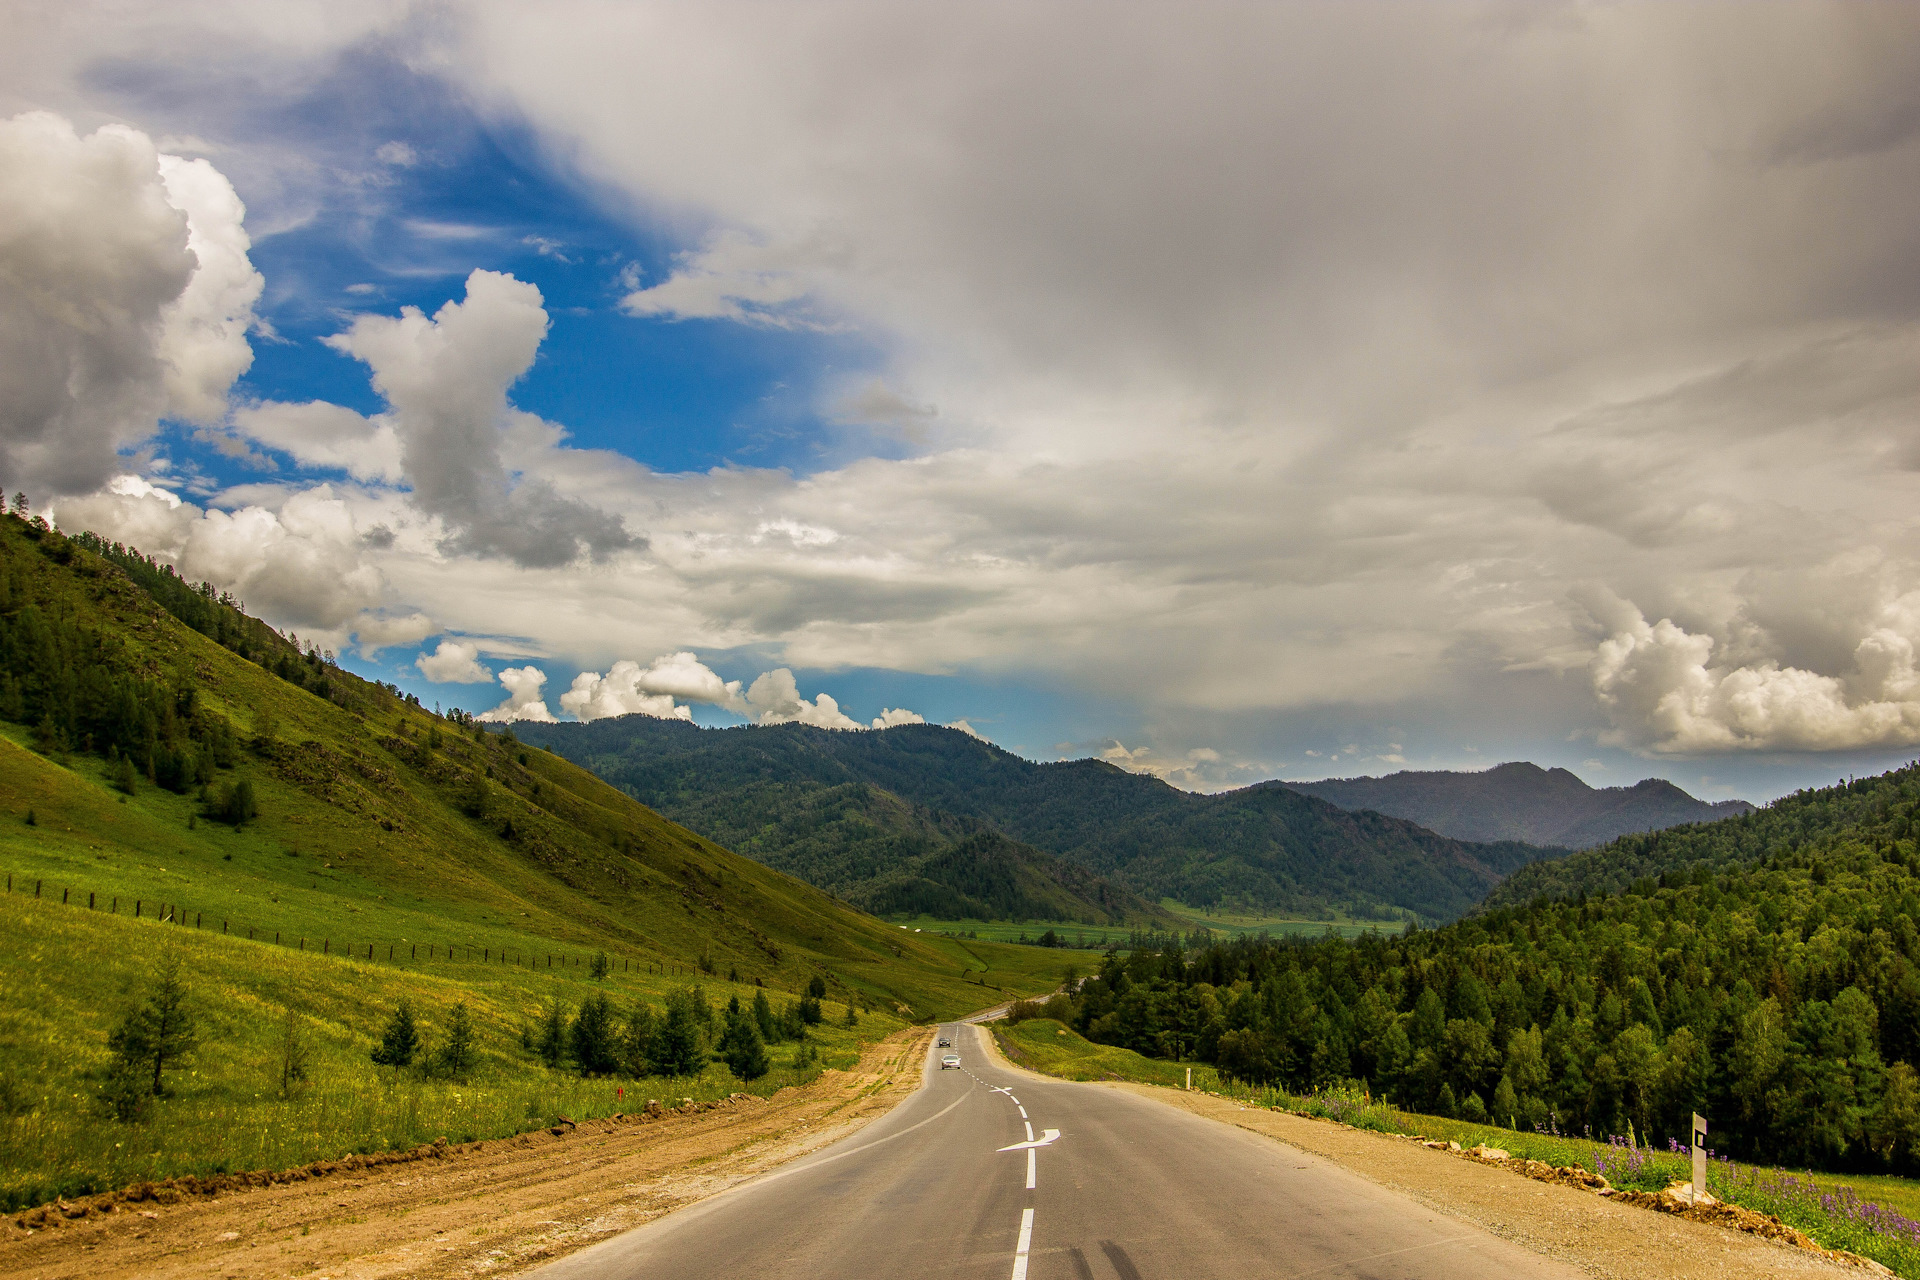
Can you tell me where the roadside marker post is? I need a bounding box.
[1691,1113,1708,1203]
[1186,1067,1192,1091]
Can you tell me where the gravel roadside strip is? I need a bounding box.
[1113,1084,1866,1280]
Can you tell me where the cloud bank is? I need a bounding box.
[15,5,1920,773]
[0,111,259,499]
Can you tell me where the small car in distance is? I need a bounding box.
[940,1053,961,1069]
[937,1037,953,1047]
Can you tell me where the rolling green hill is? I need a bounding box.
[514,718,1565,923]
[0,512,1077,1207]
[568,771,1167,925]
[1285,761,1753,848]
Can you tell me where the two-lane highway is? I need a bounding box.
[534,1023,1582,1279]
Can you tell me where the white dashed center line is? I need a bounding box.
[1010,1206,1035,1280]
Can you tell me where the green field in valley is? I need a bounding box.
[1158,899,1410,939]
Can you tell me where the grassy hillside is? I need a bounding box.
[1480,763,1917,911]
[1285,762,1753,848]
[517,718,1564,923]
[0,513,1075,1207]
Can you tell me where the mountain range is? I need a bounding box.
[512,718,1563,924]
[1283,761,1752,848]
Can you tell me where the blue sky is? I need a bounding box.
[11,5,1920,804]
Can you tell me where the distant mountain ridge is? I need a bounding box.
[1282,761,1753,849]
[513,719,1566,923]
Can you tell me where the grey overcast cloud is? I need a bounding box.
[3,2,1919,800]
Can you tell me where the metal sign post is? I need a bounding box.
[1691,1113,1708,1203]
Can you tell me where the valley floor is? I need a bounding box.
[0,1027,933,1280]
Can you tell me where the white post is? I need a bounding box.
[1691,1113,1708,1203]
[1186,1066,1192,1091]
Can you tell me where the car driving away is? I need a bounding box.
[939,1053,960,1069]
[937,1036,952,1047]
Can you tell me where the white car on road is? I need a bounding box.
[939,1053,961,1069]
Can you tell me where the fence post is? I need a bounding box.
[136,899,141,918]
[35,880,41,898]
[89,892,95,910]
[112,896,117,913]
[62,888,68,904]
[323,939,328,955]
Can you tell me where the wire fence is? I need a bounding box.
[0,869,714,979]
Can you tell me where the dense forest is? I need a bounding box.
[1035,762,1920,1172]
[516,717,1563,922]
[1482,766,1918,910]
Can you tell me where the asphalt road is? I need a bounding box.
[534,1023,1582,1280]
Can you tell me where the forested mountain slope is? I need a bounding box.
[1480,763,1916,911]
[515,718,1565,923]
[0,512,1045,1016]
[616,776,1161,924]
[1043,761,1920,1173]
[1284,761,1753,848]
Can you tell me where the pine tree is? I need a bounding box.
[653,989,706,1077]
[437,1002,477,1079]
[371,1000,422,1067]
[570,993,621,1076]
[106,953,198,1099]
[752,989,777,1042]
[622,1002,657,1076]
[536,997,569,1068]
[716,995,770,1081]
[589,950,611,980]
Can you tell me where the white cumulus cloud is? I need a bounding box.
[479,665,558,723]
[1591,603,1920,754]
[55,478,383,632]
[232,400,405,483]
[324,269,635,567]
[416,639,493,685]
[0,111,257,499]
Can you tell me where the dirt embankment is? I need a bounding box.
[0,1027,932,1280]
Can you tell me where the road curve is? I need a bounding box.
[532,1023,1582,1280]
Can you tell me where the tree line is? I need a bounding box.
[1027,763,1920,1174]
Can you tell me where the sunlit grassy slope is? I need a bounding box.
[0,519,1075,1205]
[0,886,893,1209]
[0,518,1072,1017]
